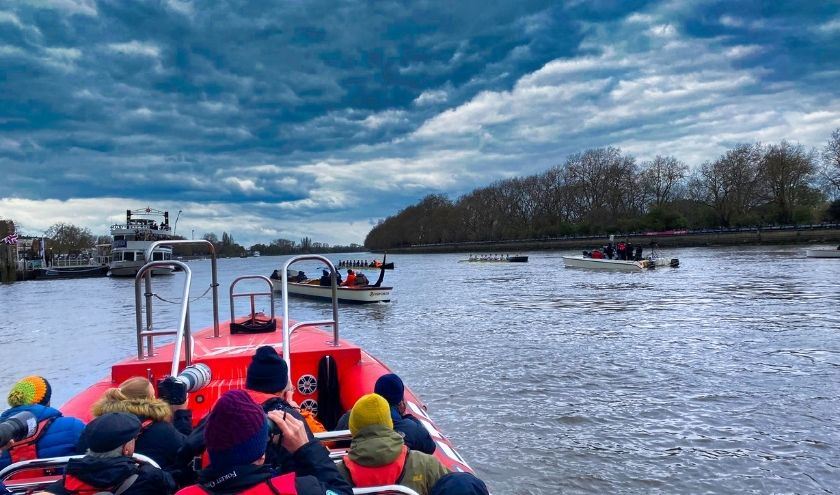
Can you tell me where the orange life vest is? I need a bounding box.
[176,473,297,495]
[344,446,409,488]
[7,417,55,463]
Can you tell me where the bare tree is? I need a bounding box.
[689,144,764,226]
[639,155,688,208]
[822,128,840,197]
[761,141,818,223]
[44,223,96,254]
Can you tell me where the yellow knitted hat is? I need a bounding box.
[8,376,52,407]
[349,393,393,436]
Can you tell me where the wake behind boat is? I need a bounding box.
[0,243,468,494]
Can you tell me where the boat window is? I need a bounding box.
[164,252,171,260]
[137,252,145,261]
[153,252,163,261]
[113,252,122,261]
[124,252,135,262]
[113,235,125,241]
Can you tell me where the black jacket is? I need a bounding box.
[175,397,314,480]
[77,411,191,483]
[192,441,351,495]
[335,406,436,455]
[44,456,176,495]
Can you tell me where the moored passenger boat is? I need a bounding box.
[108,207,175,277]
[1,243,463,494]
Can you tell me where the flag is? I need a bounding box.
[1,233,18,245]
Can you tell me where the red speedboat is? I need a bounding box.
[1,244,471,494]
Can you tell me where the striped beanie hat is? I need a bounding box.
[8,376,52,407]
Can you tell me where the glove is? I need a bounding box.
[158,376,188,405]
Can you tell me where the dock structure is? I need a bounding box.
[0,220,16,283]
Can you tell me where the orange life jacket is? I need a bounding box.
[344,446,409,488]
[176,473,297,495]
[7,417,55,463]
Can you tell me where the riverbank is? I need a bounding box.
[379,225,840,254]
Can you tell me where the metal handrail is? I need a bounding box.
[229,275,275,322]
[280,255,340,380]
[314,429,352,442]
[144,239,220,337]
[135,260,192,377]
[0,453,160,493]
[352,487,421,495]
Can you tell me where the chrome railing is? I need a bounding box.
[135,261,192,376]
[352,487,421,495]
[0,453,159,494]
[229,275,275,322]
[144,239,219,337]
[280,255,341,380]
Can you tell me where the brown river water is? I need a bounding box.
[1,245,839,494]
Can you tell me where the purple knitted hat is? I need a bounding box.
[205,390,269,470]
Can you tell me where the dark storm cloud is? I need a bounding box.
[0,0,838,244]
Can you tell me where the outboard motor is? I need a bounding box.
[670,258,680,268]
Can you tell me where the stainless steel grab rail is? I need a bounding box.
[134,260,192,377]
[280,255,340,379]
[144,239,220,337]
[229,275,275,322]
[0,453,160,494]
[352,487,421,495]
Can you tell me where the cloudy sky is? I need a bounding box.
[1,0,838,246]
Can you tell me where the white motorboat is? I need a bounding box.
[109,208,175,277]
[806,247,840,258]
[562,255,679,271]
[271,279,392,303]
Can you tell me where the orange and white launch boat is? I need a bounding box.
[0,241,470,494]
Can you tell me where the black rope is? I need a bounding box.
[150,284,213,305]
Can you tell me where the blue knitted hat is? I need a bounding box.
[374,373,404,406]
[205,390,269,470]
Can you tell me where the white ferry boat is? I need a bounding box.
[108,208,175,277]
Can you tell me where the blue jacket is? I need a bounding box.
[0,405,85,469]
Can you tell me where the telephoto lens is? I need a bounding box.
[174,363,212,392]
[0,411,38,447]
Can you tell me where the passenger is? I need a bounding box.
[430,473,489,495]
[341,269,356,287]
[175,390,351,495]
[626,243,634,261]
[0,376,85,470]
[355,272,369,286]
[319,269,331,286]
[337,394,448,494]
[295,270,307,283]
[38,412,176,495]
[335,374,435,454]
[634,245,643,261]
[269,270,281,280]
[617,242,626,260]
[84,377,190,476]
[591,249,604,259]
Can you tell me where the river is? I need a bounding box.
[1,245,839,494]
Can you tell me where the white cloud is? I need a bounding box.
[413,89,449,106]
[21,0,98,17]
[0,11,22,28]
[107,41,161,59]
[814,17,840,34]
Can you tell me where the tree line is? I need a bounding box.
[364,130,840,249]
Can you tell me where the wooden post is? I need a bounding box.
[0,220,16,283]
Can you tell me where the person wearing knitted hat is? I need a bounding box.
[175,390,351,495]
[39,412,176,495]
[337,394,449,495]
[334,373,436,454]
[430,473,490,495]
[0,376,84,470]
[243,346,324,470]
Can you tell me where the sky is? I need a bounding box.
[1,0,839,246]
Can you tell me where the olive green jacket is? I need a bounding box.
[337,425,449,495]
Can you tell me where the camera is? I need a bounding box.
[0,411,38,447]
[174,363,211,392]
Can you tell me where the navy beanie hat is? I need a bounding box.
[86,412,141,453]
[374,373,404,406]
[430,473,490,495]
[246,346,288,394]
[205,390,269,471]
